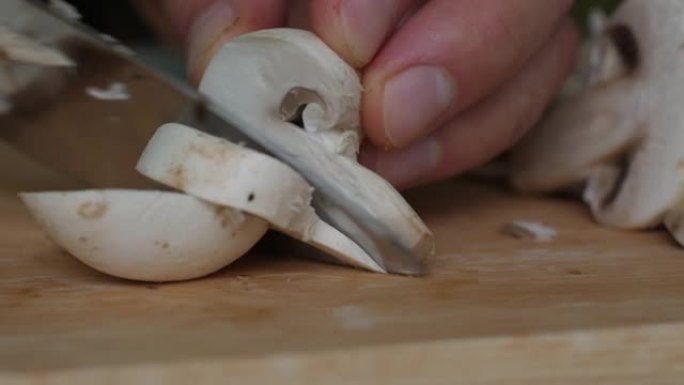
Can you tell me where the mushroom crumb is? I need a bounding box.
[77,201,107,219]
[501,220,558,242]
[85,82,130,101]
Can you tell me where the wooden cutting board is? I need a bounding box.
[2,178,684,384]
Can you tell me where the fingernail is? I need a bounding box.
[340,0,395,66]
[382,65,455,149]
[373,138,443,189]
[187,1,238,81]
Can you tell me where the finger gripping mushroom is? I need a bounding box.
[510,0,684,239]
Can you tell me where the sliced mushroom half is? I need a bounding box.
[21,190,268,282]
[511,0,684,232]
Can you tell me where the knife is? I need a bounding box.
[0,0,427,275]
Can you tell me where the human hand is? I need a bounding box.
[136,0,578,189]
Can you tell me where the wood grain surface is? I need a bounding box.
[2,178,684,384]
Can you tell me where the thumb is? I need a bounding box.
[136,0,289,85]
[310,0,420,68]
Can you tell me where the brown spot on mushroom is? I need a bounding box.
[214,206,232,228]
[189,142,234,161]
[567,269,583,276]
[154,241,170,249]
[77,201,107,219]
[190,143,215,159]
[79,236,88,243]
[248,193,255,202]
[168,164,186,189]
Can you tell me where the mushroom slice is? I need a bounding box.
[511,0,684,229]
[198,29,434,269]
[137,123,385,273]
[200,28,363,159]
[20,190,268,282]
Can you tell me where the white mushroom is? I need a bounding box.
[199,29,434,271]
[511,0,684,234]
[137,123,384,273]
[20,190,268,282]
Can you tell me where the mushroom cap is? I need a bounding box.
[20,190,268,282]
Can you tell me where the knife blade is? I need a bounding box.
[0,0,426,275]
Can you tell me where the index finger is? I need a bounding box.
[362,0,573,149]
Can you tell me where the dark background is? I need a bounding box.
[43,0,627,79]
[54,0,627,44]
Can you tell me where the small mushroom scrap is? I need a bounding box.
[510,0,684,245]
[20,28,430,282]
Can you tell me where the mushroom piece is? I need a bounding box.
[198,29,434,267]
[510,0,684,232]
[137,123,384,273]
[200,29,362,159]
[20,190,268,282]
